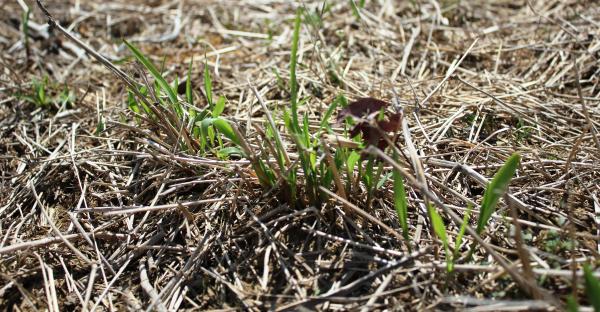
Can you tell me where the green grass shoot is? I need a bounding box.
[186,58,194,107]
[289,8,301,131]
[450,203,472,272]
[428,203,451,272]
[123,40,179,109]
[566,296,579,312]
[204,60,213,107]
[212,96,226,117]
[21,4,30,53]
[584,264,600,311]
[349,0,361,20]
[393,162,409,240]
[476,153,521,234]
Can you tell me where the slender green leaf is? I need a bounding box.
[338,93,349,108]
[364,157,374,188]
[21,7,30,50]
[127,91,141,114]
[204,61,213,107]
[212,118,239,146]
[123,40,179,107]
[584,264,600,311]
[186,58,194,106]
[290,9,302,131]
[207,124,216,146]
[454,204,472,257]
[217,147,243,159]
[212,95,226,117]
[373,162,385,190]
[393,168,409,240]
[347,151,360,172]
[349,0,361,20]
[324,96,341,120]
[172,76,179,97]
[476,153,521,234]
[95,119,105,135]
[428,204,451,272]
[376,172,393,189]
[196,117,239,146]
[450,203,472,272]
[319,98,338,133]
[257,158,276,187]
[566,295,579,312]
[428,205,448,245]
[34,78,46,107]
[321,164,333,189]
[303,115,314,159]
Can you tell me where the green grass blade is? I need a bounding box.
[453,203,472,257]
[376,171,393,189]
[318,97,338,133]
[584,264,600,311]
[217,147,243,159]
[476,153,521,234]
[212,95,226,117]
[197,117,239,146]
[21,7,30,51]
[393,168,409,240]
[34,78,47,107]
[363,157,374,189]
[428,204,448,246]
[347,151,360,173]
[172,76,179,97]
[302,113,311,148]
[428,204,451,271]
[127,91,140,114]
[349,0,361,20]
[123,40,178,107]
[566,295,579,312]
[214,118,239,146]
[204,61,213,107]
[374,162,385,190]
[289,9,301,131]
[346,150,360,192]
[451,203,472,272]
[186,58,194,106]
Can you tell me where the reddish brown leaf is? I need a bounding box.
[337,97,403,151]
[337,97,389,122]
[379,112,402,132]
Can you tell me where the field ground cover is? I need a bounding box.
[1,0,600,310]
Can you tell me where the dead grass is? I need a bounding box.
[1,0,600,310]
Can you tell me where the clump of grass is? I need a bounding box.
[29,77,48,108]
[124,40,239,157]
[124,41,181,115]
[123,8,523,281]
[202,9,369,208]
[16,76,75,110]
[241,9,341,206]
